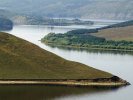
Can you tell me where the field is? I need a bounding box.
[92,26,133,41]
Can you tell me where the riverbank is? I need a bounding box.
[0,81,128,87]
[43,42,133,52]
[0,77,130,87]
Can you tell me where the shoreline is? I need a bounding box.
[0,77,130,87]
[0,81,128,87]
[43,42,133,52]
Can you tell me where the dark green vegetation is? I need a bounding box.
[0,32,114,79]
[42,20,133,51]
[0,0,133,20]
[67,29,98,34]
[0,18,13,31]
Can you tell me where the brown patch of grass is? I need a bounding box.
[92,26,133,41]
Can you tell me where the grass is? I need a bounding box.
[92,26,133,41]
[0,32,113,79]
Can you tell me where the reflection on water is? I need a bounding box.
[44,44,133,56]
[0,85,123,100]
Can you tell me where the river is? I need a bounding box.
[2,21,133,100]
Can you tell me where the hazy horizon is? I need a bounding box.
[0,0,133,20]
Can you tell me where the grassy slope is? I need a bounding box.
[0,32,113,79]
[92,26,133,41]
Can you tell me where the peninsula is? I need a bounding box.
[42,20,133,51]
[0,32,129,87]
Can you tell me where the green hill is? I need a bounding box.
[0,32,113,79]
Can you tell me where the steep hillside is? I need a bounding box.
[0,32,113,79]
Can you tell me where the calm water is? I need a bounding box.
[3,22,133,100]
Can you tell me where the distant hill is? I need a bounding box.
[0,17,13,31]
[0,0,133,20]
[0,32,113,79]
